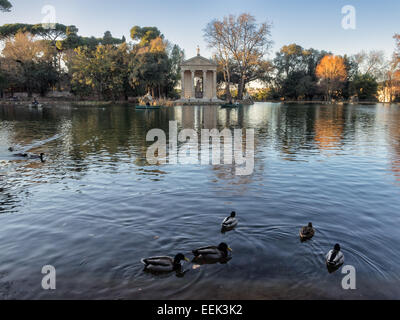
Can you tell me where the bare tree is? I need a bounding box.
[354,50,386,81]
[382,54,400,103]
[204,13,272,100]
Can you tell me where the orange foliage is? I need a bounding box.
[316,55,347,82]
[137,36,167,55]
[2,31,49,62]
[149,37,167,53]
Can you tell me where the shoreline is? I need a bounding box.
[0,99,399,107]
[259,100,399,105]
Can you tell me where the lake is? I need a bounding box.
[0,102,399,300]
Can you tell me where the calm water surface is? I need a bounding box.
[0,102,399,300]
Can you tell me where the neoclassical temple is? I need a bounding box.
[178,48,222,103]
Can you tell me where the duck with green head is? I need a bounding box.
[192,243,232,264]
[141,253,190,273]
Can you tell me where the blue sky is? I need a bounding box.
[1,0,399,59]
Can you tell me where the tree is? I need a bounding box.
[0,0,12,12]
[129,51,170,98]
[395,34,400,59]
[316,55,347,101]
[280,71,315,100]
[130,26,162,46]
[167,44,184,98]
[353,50,386,81]
[382,54,400,103]
[204,13,272,100]
[274,44,305,79]
[70,44,130,101]
[0,23,69,42]
[273,44,328,100]
[102,31,124,46]
[1,31,58,96]
[0,62,6,97]
[350,73,378,101]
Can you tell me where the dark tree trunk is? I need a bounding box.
[238,76,245,100]
[223,70,232,102]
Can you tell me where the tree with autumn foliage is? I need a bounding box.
[384,34,400,102]
[316,55,347,101]
[129,26,183,98]
[69,43,132,101]
[1,31,58,96]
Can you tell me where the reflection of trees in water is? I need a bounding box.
[0,105,67,148]
[4,103,399,193]
[314,106,344,151]
[68,105,168,167]
[387,107,400,182]
[272,105,316,159]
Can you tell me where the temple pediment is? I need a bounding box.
[181,55,217,68]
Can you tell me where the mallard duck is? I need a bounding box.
[299,222,315,240]
[141,253,189,273]
[192,243,232,262]
[13,153,45,162]
[222,212,238,230]
[326,244,345,267]
[30,153,45,162]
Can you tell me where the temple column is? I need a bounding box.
[213,70,217,99]
[181,70,185,99]
[203,70,207,99]
[191,70,195,99]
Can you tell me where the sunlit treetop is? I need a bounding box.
[316,55,347,81]
[130,26,163,46]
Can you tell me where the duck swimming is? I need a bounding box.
[13,153,45,162]
[222,211,238,231]
[141,254,189,273]
[299,222,315,240]
[326,244,344,268]
[192,243,232,263]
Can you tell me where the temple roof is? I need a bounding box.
[181,55,217,68]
